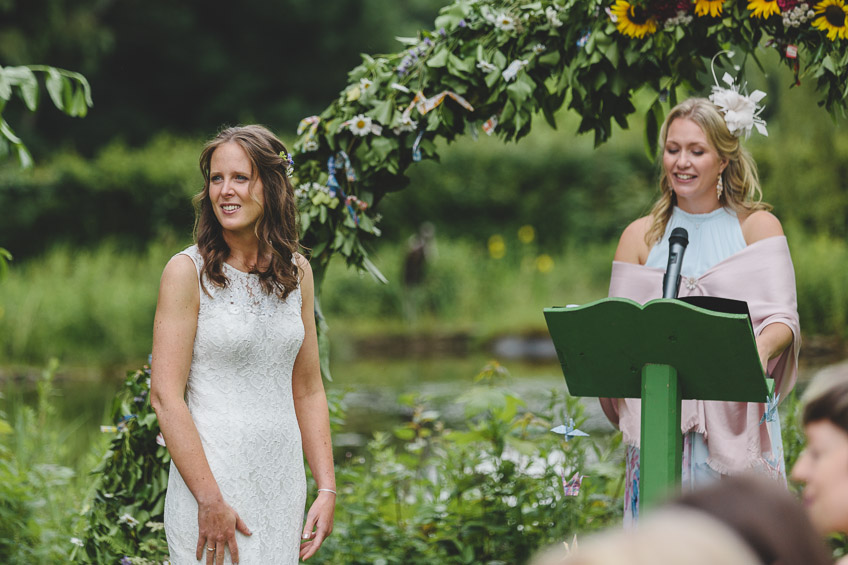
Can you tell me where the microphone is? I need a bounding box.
[662,227,689,299]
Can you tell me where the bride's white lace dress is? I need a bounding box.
[164,245,306,564]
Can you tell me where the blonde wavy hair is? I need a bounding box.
[645,98,771,246]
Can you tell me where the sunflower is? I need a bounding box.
[694,0,726,16]
[813,0,848,39]
[610,0,658,38]
[747,0,781,18]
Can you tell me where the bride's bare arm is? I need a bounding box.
[150,255,251,565]
[292,256,335,560]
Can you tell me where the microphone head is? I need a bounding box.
[669,227,689,247]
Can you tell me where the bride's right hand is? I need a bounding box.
[196,498,252,565]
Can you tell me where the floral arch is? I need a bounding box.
[291,0,847,296]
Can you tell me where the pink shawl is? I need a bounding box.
[599,236,800,474]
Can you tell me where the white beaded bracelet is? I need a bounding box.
[317,488,337,495]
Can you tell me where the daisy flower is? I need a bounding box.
[546,5,564,27]
[348,114,374,136]
[118,514,140,527]
[494,12,516,30]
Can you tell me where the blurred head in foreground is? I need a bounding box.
[791,368,848,536]
[672,474,831,565]
[548,508,761,565]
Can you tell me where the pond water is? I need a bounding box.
[0,353,576,462]
[0,341,838,465]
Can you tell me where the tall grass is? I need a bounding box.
[0,230,846,369]
[0,359,109,563]
[0,239,181,368]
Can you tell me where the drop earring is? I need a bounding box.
[716,174,724,200]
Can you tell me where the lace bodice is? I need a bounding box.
[164,245,307,564]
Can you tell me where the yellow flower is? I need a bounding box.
[813,0,848,40]
[488,235,506,259]
[518,225,536,244]
[747,0,781,18]
[610,0,658,39]
[694,0,726,17]
[535,254,554,273]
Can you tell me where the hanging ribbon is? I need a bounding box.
[412,130,425,162]
[298,116,321,151]
[326,153,360,225]
[297,115,320,136]
[415,90,475,115]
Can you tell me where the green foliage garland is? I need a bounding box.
[72,365,171,564]
[290,0,848,288]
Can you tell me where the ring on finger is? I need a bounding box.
[207,546,215,552]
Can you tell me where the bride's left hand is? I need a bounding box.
[299,490,335,560]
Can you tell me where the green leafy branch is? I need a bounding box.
[290,0,848,294]
[0,64,93,168]
[0,63,93,279]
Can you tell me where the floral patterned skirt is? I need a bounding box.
[622,416,786,527]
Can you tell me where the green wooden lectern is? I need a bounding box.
[544,297,770,510]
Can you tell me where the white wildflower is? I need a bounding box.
[493,12,516,31]
[146,521,166,532]
[348,114,374,136]
[118,513,140,527]
[546,6,564,27]
[476,60,498,73]
[70,537,84,547]
[502,59,529,82]
[393,116,418,135]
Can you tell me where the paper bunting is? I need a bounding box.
[551,418,589,441]
[561,471,584,497]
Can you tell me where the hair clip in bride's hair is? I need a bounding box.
[708,51,768,139]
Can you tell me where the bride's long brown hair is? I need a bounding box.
[193,125,300,299]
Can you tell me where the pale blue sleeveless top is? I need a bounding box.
[645,207,747,278]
